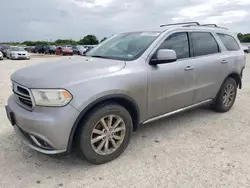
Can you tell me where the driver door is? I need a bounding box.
[147,32,196,118]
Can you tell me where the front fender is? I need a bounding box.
[66,93,140,153]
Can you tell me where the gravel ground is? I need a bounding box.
[0,55,250,188]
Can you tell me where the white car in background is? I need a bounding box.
[7,46,30,60]
[242,45,249,53]
[0,51,3,60]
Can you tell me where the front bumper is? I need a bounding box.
[7,95,80,154]
[11,55,30,60]
[62,52,73,55]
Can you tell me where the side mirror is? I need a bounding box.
[150,49,177,65]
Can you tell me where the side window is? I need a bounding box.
[217,33,240,51]
[190,32,220,57]
[157,32,190,59]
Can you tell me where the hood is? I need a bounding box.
[11,50,28,54]
[11,56,126,88]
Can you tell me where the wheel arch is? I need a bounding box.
[67,94,140,152]
[227,72,242,89]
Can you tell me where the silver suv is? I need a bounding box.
[5,22,246,164]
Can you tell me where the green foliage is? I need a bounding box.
[237,33,244,41]
[54,39,78,46]
[78,35,99,45]
[241,35,250,43]
[237,33,250,43]
[8,42,21,46]
[3,34,102,46]
[22,41,49,46]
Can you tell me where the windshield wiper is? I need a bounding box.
[89,55,109,59]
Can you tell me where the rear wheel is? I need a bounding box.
[212,77,237,112]
[78,103,132,164]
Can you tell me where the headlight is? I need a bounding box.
[31,89,72,107]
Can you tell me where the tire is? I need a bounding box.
[78,103,133,164]
[212,77,237,112]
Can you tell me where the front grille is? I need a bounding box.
[17,53,25,55]
[13,83,34,110]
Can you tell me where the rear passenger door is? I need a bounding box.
[216,33,244,76]
[189,32,227,103]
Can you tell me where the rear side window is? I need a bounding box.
[158,32,190,59]
[190,32,220,57]
[217,33,240,51]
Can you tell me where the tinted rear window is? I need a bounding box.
[217,33,240,51]
[190,32,220,57]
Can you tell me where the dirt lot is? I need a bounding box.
[0,55,250,188]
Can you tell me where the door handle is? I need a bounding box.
[185,66,194,71]
[221,60,228,64]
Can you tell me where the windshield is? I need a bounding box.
[11,47,25,51]
[49,45,56,49]
[76,45,83,49]
[62,47,72,50]
[86,32,160,61]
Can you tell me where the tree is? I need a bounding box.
[78,35,99,45]
[22,41,40,46]
[242,35,250,43]
[237,33,244,42]
[100,37,107,43]
[54,39,77,46]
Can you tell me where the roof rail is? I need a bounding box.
[183,23,228,30]
[201,24,218,27]
[200,24,228,30]
[160,22,200,27]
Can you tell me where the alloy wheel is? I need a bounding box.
[222,83,235,107]
[91,115,126,155]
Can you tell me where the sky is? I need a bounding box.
[1,0,250,42]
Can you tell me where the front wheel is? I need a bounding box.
[78,103,132,164]
[212,77,237,112]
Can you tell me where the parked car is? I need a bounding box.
[6,46,30,60]
[83,46,95,55]
[0,45,9,57]
[33,45,45,54]
[61,46,73,56]
[242,45,249,53]
[5,22,246,164]
[24,46,35,53]
[72,45,87,55]
[44,45,56,54]
[0,51,3,60]
[55,46,62,55]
